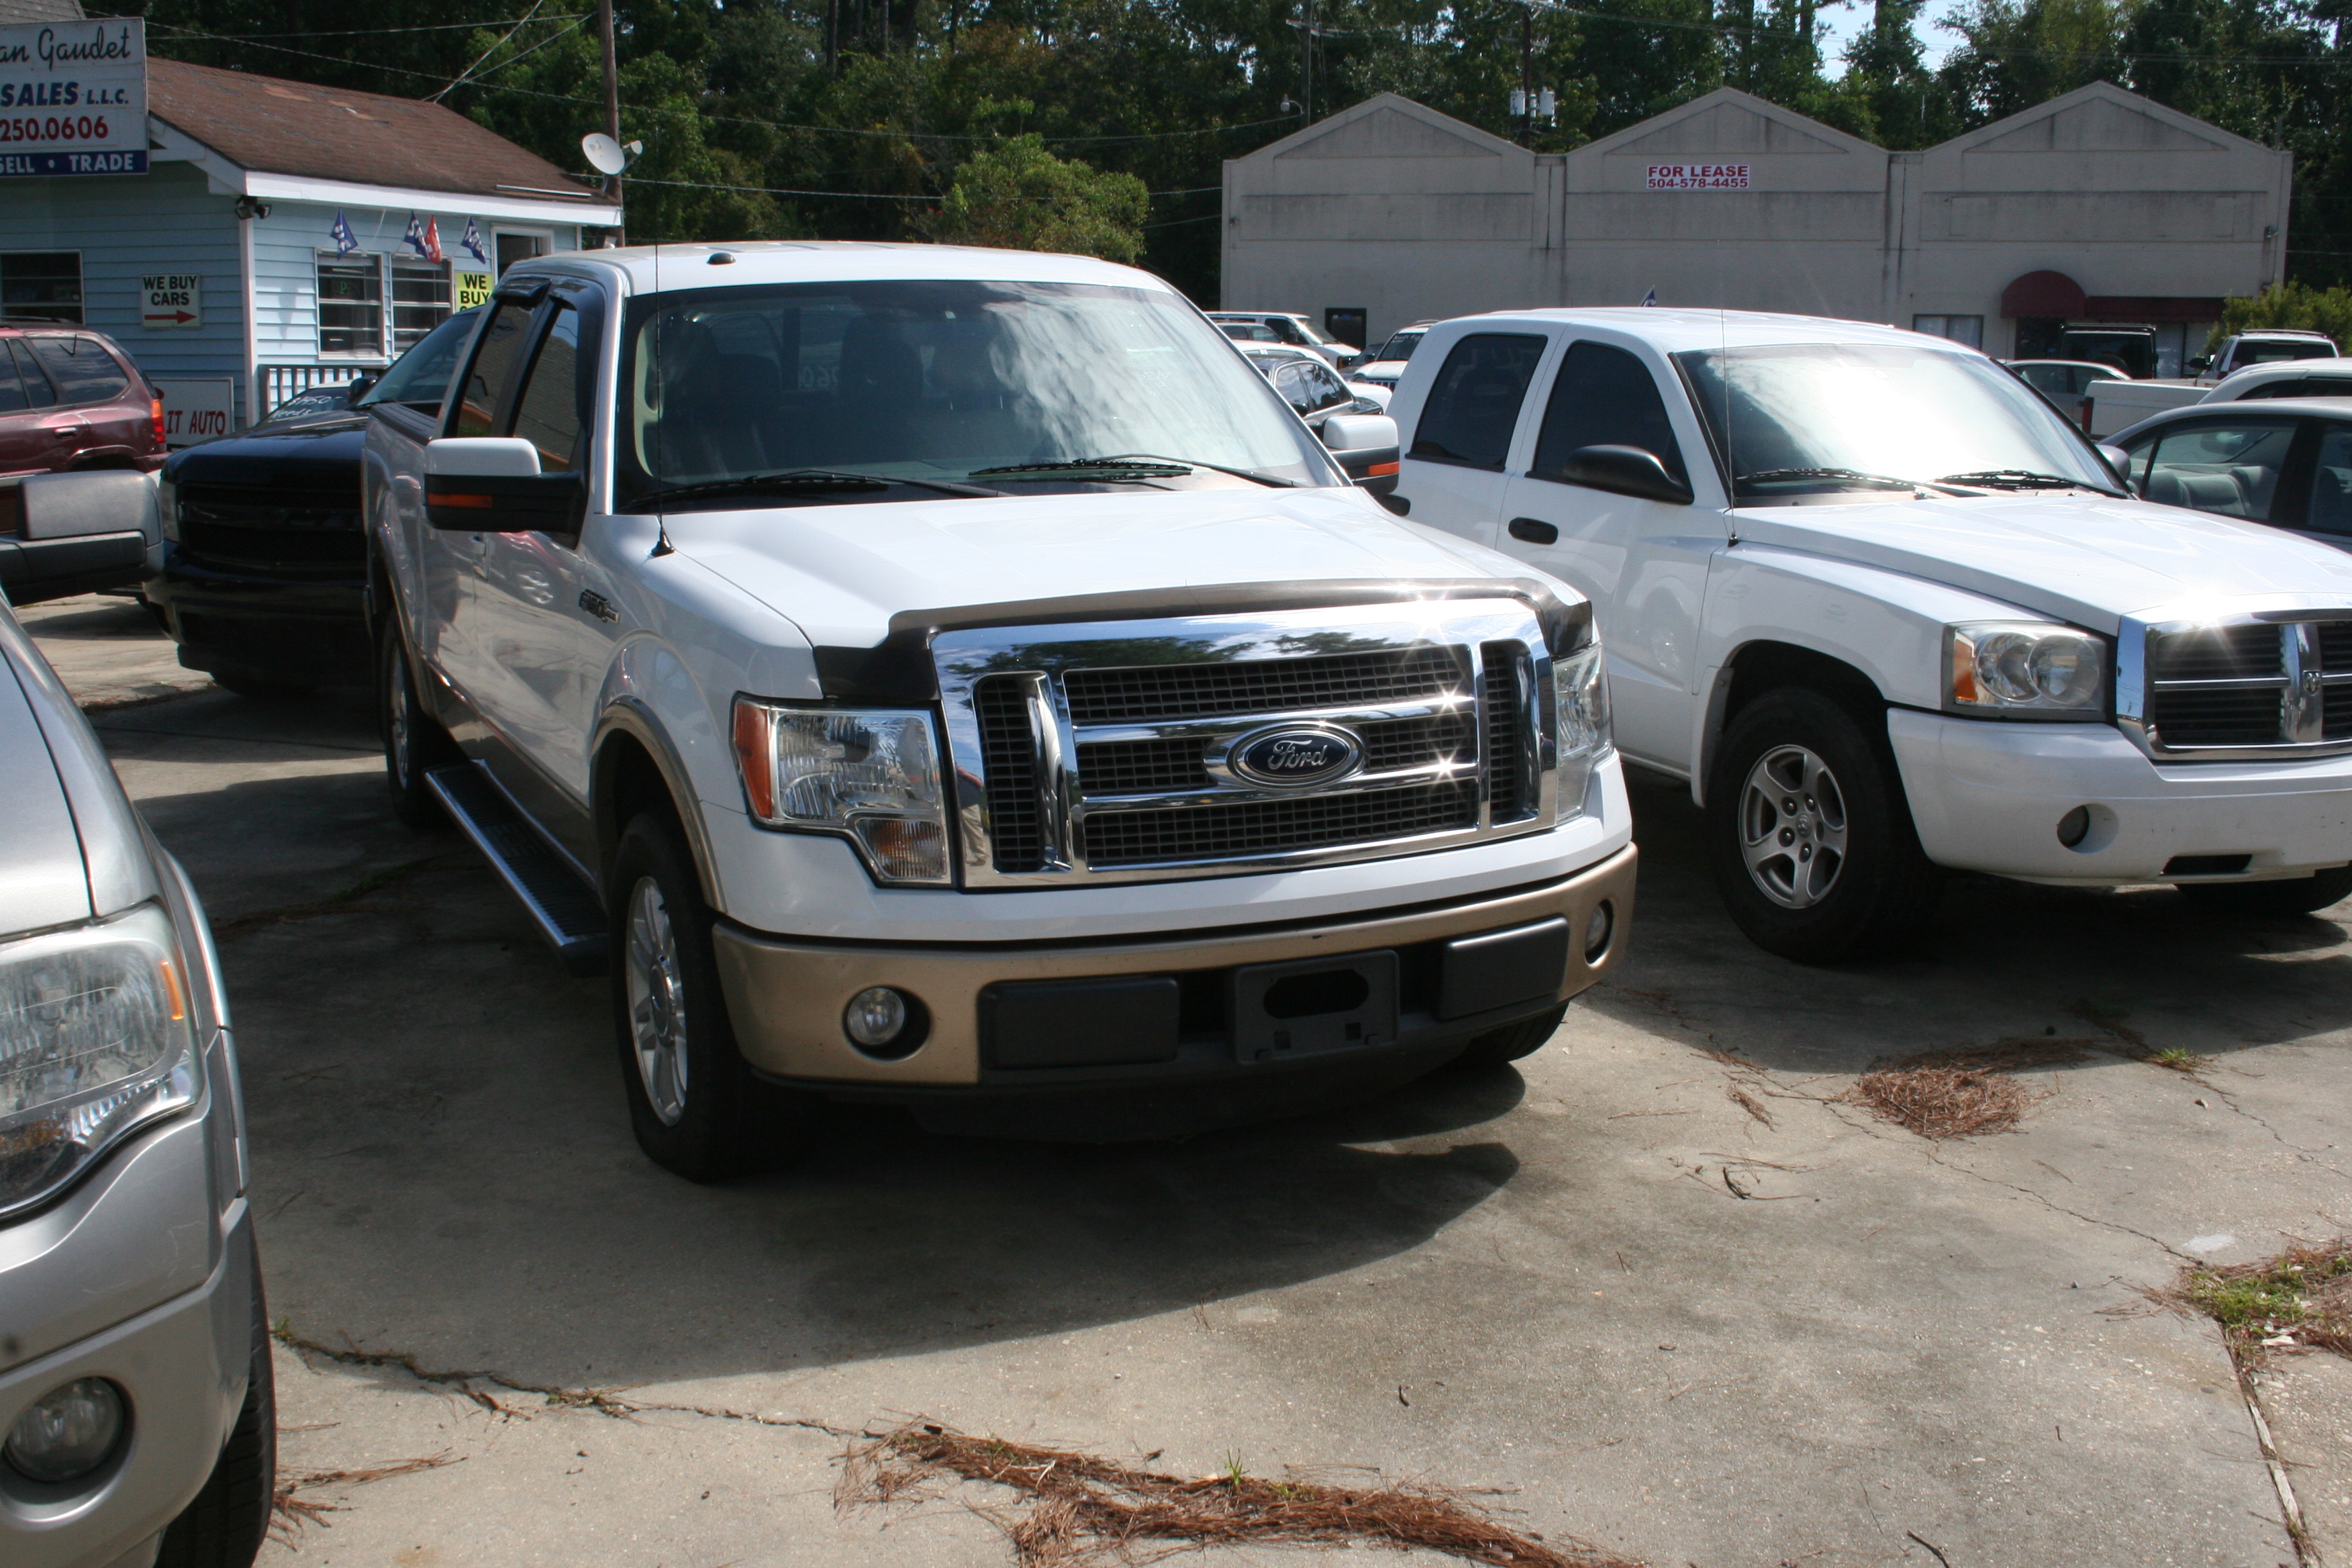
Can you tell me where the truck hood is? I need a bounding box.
[1734,493,2352,631]
[662,487,1549,648]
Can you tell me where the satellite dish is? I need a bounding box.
[582,132,628,175]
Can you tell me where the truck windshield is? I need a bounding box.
[1675,343,2118,500]
[618,279,1341,507]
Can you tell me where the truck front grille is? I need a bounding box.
[936,599,1563,887]
[174,485,363,577]
[2142,616,2352,752]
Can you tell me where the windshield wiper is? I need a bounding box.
[1937,469,2120,495]
[1736,467,1942,493]
[637,469,1001,506]
[971,453,1302,489]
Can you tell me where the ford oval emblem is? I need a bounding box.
[1229,725,1364,787]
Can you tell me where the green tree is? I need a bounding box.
[2207,281,2352,351]
[920,134,1148,260]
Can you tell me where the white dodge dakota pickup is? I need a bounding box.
[361,244,1634,1179]
[1389,308,2352,963]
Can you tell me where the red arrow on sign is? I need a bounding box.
[144,310,196,324]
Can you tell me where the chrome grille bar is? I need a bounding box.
[2120,604,2352,760]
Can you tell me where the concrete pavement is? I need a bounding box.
[30,594,2351,1567]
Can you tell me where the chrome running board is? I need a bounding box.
[425,763,607,975]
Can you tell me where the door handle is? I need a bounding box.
[1507,517,1558,545]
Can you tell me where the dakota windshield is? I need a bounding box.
[617,279,1342,508]
[1675,342,2118,499]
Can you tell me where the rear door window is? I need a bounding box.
[1410,333,1547,471]
[28,336,126,405]
[1531,341,1687,485]
[2309,424,2352,537]
[450,299,540,437]
[2141,420,2299,521]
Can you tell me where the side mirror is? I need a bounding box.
[1,470,159,605]
[345,375,379,405]
[1555,444,1694,506]
[1318,412,1400,495]
[2188,356,2210,373]
[423,437,582,531]
[2097,443,2132,473]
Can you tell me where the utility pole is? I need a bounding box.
[1302,0,1316,124]
[599,0,623,243]
[1519,3,1534,146]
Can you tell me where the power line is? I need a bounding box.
[626,175,1221,203]
[109,16,585,38]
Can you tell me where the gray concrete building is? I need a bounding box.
[1222,83,2291,375]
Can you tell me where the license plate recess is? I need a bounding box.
[1231,950,1399,1065]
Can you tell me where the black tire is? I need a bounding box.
[2179,866,2352,918]
[608,812,779,1181]
[379,613,455,829]
[211,673,315,700]
[155,1247,275,1568]
[1450,1003,1569,1070]
[1708,688,1941,964]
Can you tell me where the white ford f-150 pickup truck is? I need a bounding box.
[1387,308,2352,963]
[360,244,1633,1179]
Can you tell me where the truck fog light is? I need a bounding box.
[2056,805,2091,848]
[843,987,928,1058]
[1583,901,1615,963]
[5,1377,126,1484]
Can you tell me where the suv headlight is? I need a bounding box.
[1555,639,1613,820]
[732,699,952,886]
[1947,622,2108,716]
[1,904,201,1220]
[156,475,179,543]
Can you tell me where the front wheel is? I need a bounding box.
[1450,1003,1569,1071]
[1708,689,1941,964]
[379,614,454,828]
[609,812,787,1181]
[2179,866,2352,918]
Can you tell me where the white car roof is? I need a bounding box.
[2213,356,2352,390]
[1436,306,1950,356]
[525,240,1175,298]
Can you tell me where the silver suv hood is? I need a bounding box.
[1734,493,2352,631]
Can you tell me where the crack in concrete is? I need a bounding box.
[275,1326,861,1440]
[1926,1155,2195,1262]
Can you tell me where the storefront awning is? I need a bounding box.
[2000,271,2086,319]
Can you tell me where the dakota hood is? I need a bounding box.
[1733,493,2352,631]
[661,487,1555,648]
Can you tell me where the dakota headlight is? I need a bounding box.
[1948,623,2108,716]
[1555,639,1613,820]
[1,904,201,1219]
[732,698,950,886]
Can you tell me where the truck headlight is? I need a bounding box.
[1947,623,2108,716]
[156,475,178,543]
[1555,639,1613,820]
[1,904,201,1220]
[732,699,951,886]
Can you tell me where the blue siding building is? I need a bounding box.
[0,55,619,437]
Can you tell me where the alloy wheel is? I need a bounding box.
[624,875,689,1125]
[385,651,412,788]
[1737,744,1849,910]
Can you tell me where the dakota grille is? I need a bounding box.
[1074,712,1476,798]
[1081,781,1480,868]
[1061,646,1468,726]
[2145,619,2352,748]
[975,676,1046,873]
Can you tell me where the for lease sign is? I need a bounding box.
[1647,162,1751,190]
[0,19,146,178]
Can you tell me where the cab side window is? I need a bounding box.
[450,299,539,437]
[2310,424,2352,537]
[2140,420,2296,521]
[510,303,586,471]
[1531,341,1687,485]
[1410,333,1546,471]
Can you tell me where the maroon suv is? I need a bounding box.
[0,320,165,540]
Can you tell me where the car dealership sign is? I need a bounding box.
[1647,162,1751,191]
[0,19,146,178]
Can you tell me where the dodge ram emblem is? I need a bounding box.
[1230,725,1364,787]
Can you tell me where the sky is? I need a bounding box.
[1812,5,1970,75]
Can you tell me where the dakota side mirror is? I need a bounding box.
[0,470,159,605]
[423,438,583,531]
[1557,444,1694,506]
[1318,412,1400,494]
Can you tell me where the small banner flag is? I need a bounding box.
[403,213,444,262]
[459,217,489,265]
[1639,288,1658,307]
[330,209,359,255]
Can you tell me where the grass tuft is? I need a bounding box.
[2171,1238,2352,1358]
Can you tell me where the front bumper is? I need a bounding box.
[713,844,1636,1097]
[144,551,368,686]
[1889,709,2352,883]
[0,1204,253,1568]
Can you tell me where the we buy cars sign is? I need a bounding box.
[0,18,146,178]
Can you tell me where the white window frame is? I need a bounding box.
[491,227,555,277]
[0,250,86,324]
[315,250,391,362]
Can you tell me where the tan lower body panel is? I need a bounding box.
[712,844,1637,1086]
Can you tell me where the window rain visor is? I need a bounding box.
[0,903,201,1218]
[1675,343,2115,500]
[619,280,1342,506]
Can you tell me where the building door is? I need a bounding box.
[495,230,551,277]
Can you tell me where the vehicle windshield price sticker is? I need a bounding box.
[1647,162,1751,190]
[142,271,201,329]
[0,18,148,177]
